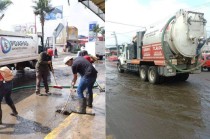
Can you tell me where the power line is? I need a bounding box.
[149,2,210,27]
[106,20,146,28]
[107,3,210,34]
[116,29,143,34]
[106,28,145,36]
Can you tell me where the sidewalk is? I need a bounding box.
[45,52,106,139]
[44,92,105,139]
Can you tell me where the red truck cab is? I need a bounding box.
[200,53,210,71]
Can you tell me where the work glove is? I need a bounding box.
[71,81,75,87]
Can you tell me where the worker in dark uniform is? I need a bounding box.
[0,69,18,124]
[63,56,98,113]
[35,48,54,96]
[54,47,58,58]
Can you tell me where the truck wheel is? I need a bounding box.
[117,62,124,73]
[139,65,148,81]
[148,66,160,84]
[29,61,37,69]
[208,68,210,71]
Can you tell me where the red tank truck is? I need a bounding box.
[117,9,207,84]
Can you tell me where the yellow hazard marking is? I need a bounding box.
[106,135,115,139]
[44,93,98,139]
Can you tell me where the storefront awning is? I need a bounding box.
[78,0,105,21]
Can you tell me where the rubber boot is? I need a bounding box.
[9,103,18,116]
[86,93,93,108]
[0,109,2,124]
[35,90,40,95]
[71,98,86,114]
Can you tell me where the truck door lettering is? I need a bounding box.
[0,37,11,54]
[10,41,28,46]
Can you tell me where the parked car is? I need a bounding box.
[200,53,210,71]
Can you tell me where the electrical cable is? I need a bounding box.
[106,20,146,28]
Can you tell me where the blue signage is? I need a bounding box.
[89,23,96,31]
[89,22,97,42]
[0,37,11,54]
[45,6,63,20]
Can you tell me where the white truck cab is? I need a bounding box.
[0,30,43,70]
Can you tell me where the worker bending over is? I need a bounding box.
[63,56,98,114]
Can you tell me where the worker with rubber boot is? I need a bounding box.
[64,56,98,114]
[35,48,54,96]
[0,67,18,124]
[78,50,94,107]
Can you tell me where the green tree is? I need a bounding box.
[0,0,12,12]
[92,24,105,41]
[32,0,54,49]
[100,27,105,41]
[0,0,12,19]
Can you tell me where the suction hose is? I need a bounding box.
[161,16,206,73]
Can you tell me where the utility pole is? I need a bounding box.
[112,32,119,56]
[0,14,4,21]
[34,14,37,34]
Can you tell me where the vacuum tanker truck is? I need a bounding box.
[117,9,207,84]
[0,30,43,70]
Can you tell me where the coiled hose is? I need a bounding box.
[161,16,206,73]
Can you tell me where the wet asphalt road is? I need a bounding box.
[0,53,105,139]
[106,61,210,139]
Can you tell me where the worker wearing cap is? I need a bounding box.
[63,56,98,114]
[35,48,54,96]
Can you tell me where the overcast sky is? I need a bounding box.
[106,0,210,46]
[0,0,104,36]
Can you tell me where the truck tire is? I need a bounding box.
[117,62,124,73]
[139,65,148,81]
[29,60,37,69]
[148,66,160,84]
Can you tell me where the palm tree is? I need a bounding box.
[0,0,12,19]
[32,0,54,49]
[92,24,105,41]
[100,27,105,41]
[0,0,12,12]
